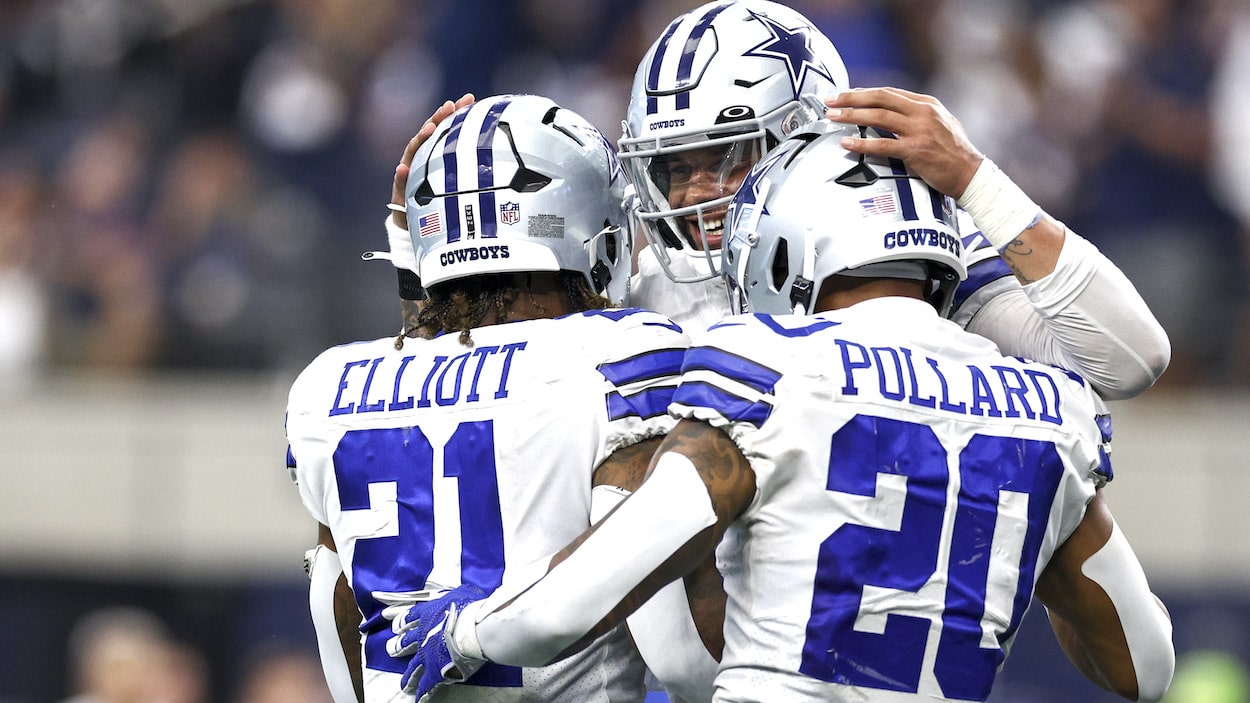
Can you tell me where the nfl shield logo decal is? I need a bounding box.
[500,201,521,226]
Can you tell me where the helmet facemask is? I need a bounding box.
[622,126,767,282]
[620,0,848,284]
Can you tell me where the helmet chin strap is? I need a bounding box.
[791,224,818,315]
[586,224,624,301]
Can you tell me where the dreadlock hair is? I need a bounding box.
[402,270,609,347]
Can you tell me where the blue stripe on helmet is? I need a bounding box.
[889,158,918,221]
[646,3,732,114]
[646,17,684,115]
[675,2,732,111]
[442,108,470,243]
[929,187,949,226]
[476,97,511,238]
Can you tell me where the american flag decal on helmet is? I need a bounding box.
[858,194,896,215]
[418,212,441,237]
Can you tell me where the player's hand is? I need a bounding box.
[386,584,488,700]
[824,87,984,198]
[391,93,475,229]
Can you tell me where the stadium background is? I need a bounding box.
[1,0,1248,700]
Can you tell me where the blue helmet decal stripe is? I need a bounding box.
[929,187,947,225]
[888,158,919,221]
[442,108,470,243]
[646,17,684,114]
[675,2,732,111]
[476,97,512,239]
[647,2,732,115]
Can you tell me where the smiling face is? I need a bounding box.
[650,140,762,251]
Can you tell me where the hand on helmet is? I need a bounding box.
[391,93,475,229]
[824,87,984,199]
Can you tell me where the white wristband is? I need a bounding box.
[451,599,487,661]
[956,158,1043,250]
[361,211,421,275]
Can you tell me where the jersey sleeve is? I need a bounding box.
[588,309,690,456]
[948,223,1016,328]
[668,336,782,433]
[950,214,1170,400]
[666,316,791,490]
[1047,370,1116,546]
[284,350,339,526]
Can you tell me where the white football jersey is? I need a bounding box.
[287,309,689,702]
[628,246,733,334]
[669,297,1109,703]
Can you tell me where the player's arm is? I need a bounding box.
[389,93,475,230]
[827,87,1170,398]
[373,93,475,332]
[306,524,364,703]
[593,436,725,703]
[1034,492,1175,702]
[444,419,754,670]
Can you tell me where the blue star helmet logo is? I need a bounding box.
[741,9,835,98]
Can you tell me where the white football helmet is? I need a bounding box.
[406,94,632,305]
[723,120,967,316]
[620,0,849,282]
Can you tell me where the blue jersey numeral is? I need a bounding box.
[800,415,1064,698]
[332,423,521,685]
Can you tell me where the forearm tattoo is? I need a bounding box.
[660,419,755,524]
[1002,237,1037,284]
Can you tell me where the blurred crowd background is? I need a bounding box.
[2,0,1250,700]
[1,0,1249,390]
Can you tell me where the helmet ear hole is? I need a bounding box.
[603,224,619,265]
[769,237,789,291]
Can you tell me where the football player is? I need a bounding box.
[287,94,688,702]
[390,120,1176,703]
[621,0,1168,402]
[384,1,1169,400]
[371,3,1172,700]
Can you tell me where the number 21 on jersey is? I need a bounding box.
[333,423,521,686]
